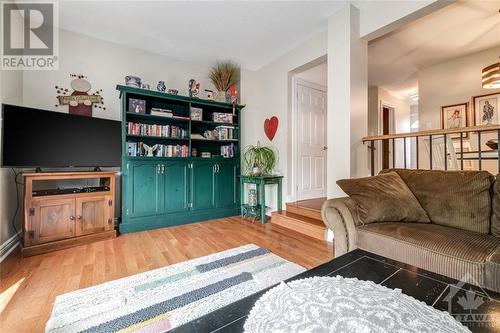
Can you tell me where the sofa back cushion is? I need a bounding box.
[336,171,430,224]
[490,175,500,237]
[381,169,493,234]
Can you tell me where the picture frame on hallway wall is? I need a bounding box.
[440,102,469,139]
[473,92,500,126]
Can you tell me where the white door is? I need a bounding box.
[296,82,327,200]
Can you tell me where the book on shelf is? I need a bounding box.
[221,143,236,158]
[197,126,236,141]
[150,108,173,117]
[127,142,189,158]
[126,122,187,139]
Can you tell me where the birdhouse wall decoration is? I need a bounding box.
[55,74,105,117]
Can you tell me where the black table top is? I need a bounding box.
[172,249,500,333]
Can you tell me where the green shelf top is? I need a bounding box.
[117,85,245,110]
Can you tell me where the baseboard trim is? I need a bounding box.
[0,231,22,263]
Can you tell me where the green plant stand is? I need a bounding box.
[239,175,283,223]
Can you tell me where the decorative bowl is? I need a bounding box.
[167,89,179,95]
[125,76,141,88]
[486,139,498,150]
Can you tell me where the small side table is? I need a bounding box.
[239,175,283,223]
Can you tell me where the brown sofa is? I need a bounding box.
[321,169,500,293]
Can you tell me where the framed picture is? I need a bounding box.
[440,102,469,139]
[129,98,146,114]
[473,92,500,126]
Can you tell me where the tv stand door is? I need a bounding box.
[30,198,75,245]
[75,196,113,236]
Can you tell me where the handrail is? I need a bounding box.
[362,125,500,142]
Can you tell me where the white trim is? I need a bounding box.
[0,231,22,263]
[292,77,327,201]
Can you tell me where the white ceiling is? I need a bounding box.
[57,1,347,71]
[369,0,500,98]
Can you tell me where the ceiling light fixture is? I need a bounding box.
[482,57,500,89]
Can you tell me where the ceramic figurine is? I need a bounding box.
[205,89,214,100]
[141,83,150,90]
[188,79,200,98]
[125,76,141,88]
[143,144,158,157]
[157,81,166,92]
[167,89,178,95]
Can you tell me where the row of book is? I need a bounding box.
[221,144,236,158]
[127,142,189,157]
[126,122,187,139]
[202,126,236,141]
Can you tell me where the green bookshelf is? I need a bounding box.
[117,85,244,233]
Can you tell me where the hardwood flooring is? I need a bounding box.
[0,216,333,332]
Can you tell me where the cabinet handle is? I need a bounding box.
[217,164,220,172]
[76,215,82,220]
[161,164,165,174]
[69,215,75,220]
[157,164,161,174]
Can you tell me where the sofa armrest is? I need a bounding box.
[321,197,360,257]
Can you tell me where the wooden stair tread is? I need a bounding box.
[273,211,325,227]
[271,210,326,241]
[286,202,323,221]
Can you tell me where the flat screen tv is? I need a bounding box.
[2,104,121,168]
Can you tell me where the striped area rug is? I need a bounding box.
[45,244,305,332]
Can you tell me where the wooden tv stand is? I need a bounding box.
[22,171,117,257]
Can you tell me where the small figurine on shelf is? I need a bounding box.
[205,89,214,100]
[157,81,166,92]
[188,79,200,98]
[230,85,237,115]
[143,143,158,157]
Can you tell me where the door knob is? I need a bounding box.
[76,215,82,220]
[69,215,75,220]
[322,146,328,150]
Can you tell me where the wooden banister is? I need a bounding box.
[362,125,500,142]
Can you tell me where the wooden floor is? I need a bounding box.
[0,216,333,332]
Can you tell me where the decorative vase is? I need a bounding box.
[157,81,166,92]
[225,91,231,103]
[252,166,262,176]
[216,91,226,102]
[248,189,258,207]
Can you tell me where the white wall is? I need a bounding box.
[22,29,217,120]
[240,32,328,209]
[418,45,500,173]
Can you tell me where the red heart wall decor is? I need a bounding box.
[264,116,279,141]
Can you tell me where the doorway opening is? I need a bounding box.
[379,103,395,170]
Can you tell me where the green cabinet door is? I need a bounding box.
[191,160,216,211]
[215,161,239,208]
[126,160,163,217]
[162,161,189,213]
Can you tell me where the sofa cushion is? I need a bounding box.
[336,172,430,224]
[490,176,500,237]
[356,222,500,291]
[381,169,494,234]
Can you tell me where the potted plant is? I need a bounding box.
[208,61,240,103]
[243,142,277,176]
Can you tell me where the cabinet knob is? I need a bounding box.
[76,215,82,220]
[69,215,75,220]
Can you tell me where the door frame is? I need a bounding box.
[377,101,396,171]
[291,77,327,202]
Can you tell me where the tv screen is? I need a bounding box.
[2,104,121,168]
